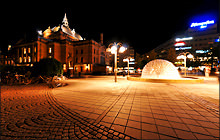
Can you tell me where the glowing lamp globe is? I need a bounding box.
[119,46,126,53]
[111,46,117,54]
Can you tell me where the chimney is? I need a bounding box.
[100,33,103,45]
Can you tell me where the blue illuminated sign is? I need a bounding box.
[175,47,192,50]
[215,38,219,42]
[190,20,215,29]
[196,50,209,54]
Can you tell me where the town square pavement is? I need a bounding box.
[1,76,219,139]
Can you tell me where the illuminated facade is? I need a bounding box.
[152,16,219,66]
[12,14,106,75]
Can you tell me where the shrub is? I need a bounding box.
[32,58,63,77]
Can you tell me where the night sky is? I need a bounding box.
[5,0,219,55]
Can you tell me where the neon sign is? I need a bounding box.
[215,38,219,42]
[175,47,192,50]
[190,20,215,29]
[196,50,209,54]
[174,42,185,47]
[175,37,193,42]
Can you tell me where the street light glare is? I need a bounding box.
[107,42,127,82]
[187,54,194,59]
[176,52,194,76]
[119,46,126,53]
[111,46,117,54]
[177,55,185,59]
[123,58,129,62]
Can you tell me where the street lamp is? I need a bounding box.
[123,57,134,77]
[107,42,126,82]
[177,52,194,76]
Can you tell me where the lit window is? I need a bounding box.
[49,47,52,53]
[24,48,26,54]
[24,57,27,63]
[63,64,66,71]
[28,56,31,62]
[8,45,11,51]
[33,57,36,62]
[19,57,22,63]
[69,61,72,67]
[28,48,31,53]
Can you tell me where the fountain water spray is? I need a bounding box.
[141,59,181,79]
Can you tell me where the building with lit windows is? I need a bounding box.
[11,13,106,75]
[152,15,219,67]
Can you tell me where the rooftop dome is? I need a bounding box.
[42,13,83,41]
[61,25,74,36]
[141,59,181,79]
[60,25,82,40]
[60,13,83,40]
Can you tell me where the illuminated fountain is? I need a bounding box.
[141,59,180,79]
[128,59,203,83]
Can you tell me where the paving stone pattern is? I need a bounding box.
[1,85,135,139]
[53,78,219,140]
[98,83,219,139]
[1,77,219,140]
[170,84,219,115]
[109,83,219,139]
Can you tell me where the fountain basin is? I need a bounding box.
[130,59,204,83]
[127,76,204,83]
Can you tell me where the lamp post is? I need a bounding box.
[123,57,134,77]
[123,58,130,77]
[106,42,126,82]
[177,52,194,77]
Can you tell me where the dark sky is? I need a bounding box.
[5,0,219,55]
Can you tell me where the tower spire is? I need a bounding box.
[62,13,69,27]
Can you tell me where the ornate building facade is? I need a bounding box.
[12,14,106,75]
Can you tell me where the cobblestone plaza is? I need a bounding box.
[1,76,219,139]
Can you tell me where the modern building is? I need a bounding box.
[152,16,219,67]
[10,13,106,75]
